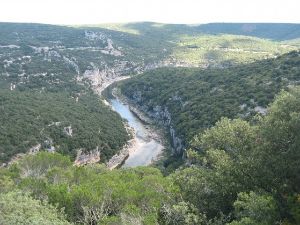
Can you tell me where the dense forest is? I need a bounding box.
[0,90,129,164]
[1,87,300,224]
[120,51,300,148]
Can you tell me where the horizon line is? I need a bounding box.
[0,21,300,27]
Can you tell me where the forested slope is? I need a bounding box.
[0,23,138,163]
[120,51,300,148]
[0,90,129,164]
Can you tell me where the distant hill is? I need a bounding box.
[100,22,300,65]
[0,22,298,85]
[194,23,300,41]
[104,22,300,41]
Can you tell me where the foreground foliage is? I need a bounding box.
[0,191,71,225]
[0,152,178,224]
[176,87,300,224]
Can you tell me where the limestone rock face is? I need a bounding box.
[106,140,135,170]
[126,91,185,156]
[74,148,101,166]
[28,144,41,154]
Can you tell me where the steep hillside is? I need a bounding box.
[0,90,129,164]
[0,23,141,93]
[120,51,300,153]
[0,23,138,164]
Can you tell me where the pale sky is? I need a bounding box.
[0,0,299,25]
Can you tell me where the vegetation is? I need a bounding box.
[0,90,129,164]
[0,152,178,224]
[172,34,293,66]
[99,22,299,66]
[0,22,298,92]
[0,22,300,224]
[1,22,298,163]
[174,87,300,224]
[190,23,300,41]
[0,22,138,163]
[0,87,300,224]
[0,191,71,225]
[120,51,300,146]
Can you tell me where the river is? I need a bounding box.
[109,98,164,167]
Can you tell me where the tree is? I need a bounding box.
[17,152,72,178]
[159,201,204,225]
[228,192,278,225]
[0,191,71,225]
[257,88,300,193]
[176,87,300,222]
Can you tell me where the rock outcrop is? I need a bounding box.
[106,139,136,170]
[74,148,101,166]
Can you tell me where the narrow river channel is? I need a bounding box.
[109,98,164,167]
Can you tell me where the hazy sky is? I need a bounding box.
[0,0,299,25]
